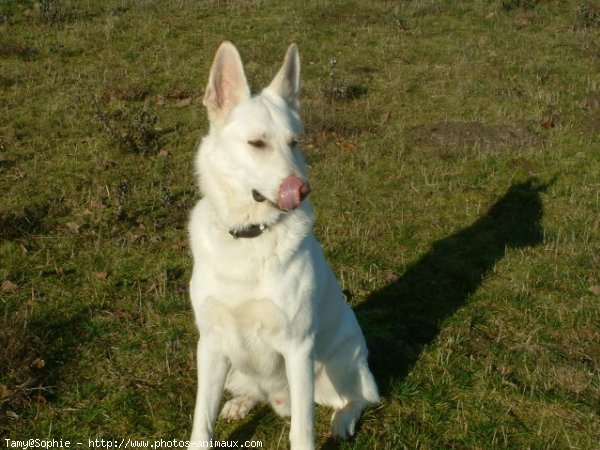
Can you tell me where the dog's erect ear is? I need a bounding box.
[267,43,300,110]
[203,41,250,124]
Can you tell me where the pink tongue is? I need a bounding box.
[279,176,306,211]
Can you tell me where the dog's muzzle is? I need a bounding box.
[252,176,311,211]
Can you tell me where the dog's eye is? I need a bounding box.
[289,138,299,148]
[248,139,267,149]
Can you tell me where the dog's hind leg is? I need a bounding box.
[318,348,379,439]
[331,400,368,439]
[329,363,378,438]
[268,389,291,417]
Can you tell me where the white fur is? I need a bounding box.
[188,42,379,450]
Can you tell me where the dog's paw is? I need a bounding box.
[331,403,361,439]
[219,396,256,421]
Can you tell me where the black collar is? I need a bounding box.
[228,223,268,239]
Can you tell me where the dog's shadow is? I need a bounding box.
[356,178,548,396]
[225,178,548,448]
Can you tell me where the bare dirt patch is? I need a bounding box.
[412,122,541,150]
[581,91,600,134]
[581,91,600,110]
[0,42,36,59]
[0,202,50,239]
[585,116,600,134]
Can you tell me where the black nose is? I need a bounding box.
[299,183,311,201]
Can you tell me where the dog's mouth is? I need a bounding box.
[252,176,311,212]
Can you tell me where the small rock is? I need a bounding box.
[31,358,46,369]
[1,280,18,292]
[588,285,600,296]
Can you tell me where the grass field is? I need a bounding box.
[1,0,599,448]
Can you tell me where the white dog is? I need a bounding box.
[187,42,379,450]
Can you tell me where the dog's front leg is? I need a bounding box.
[189,335,229,448]
[284,341,315,450]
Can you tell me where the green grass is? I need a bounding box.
[1,0,599,448]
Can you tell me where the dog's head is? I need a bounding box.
[197,42,310,227]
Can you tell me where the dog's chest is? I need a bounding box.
[197,223,303,300]
[209,240,278,285]
[202,296,286,376]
